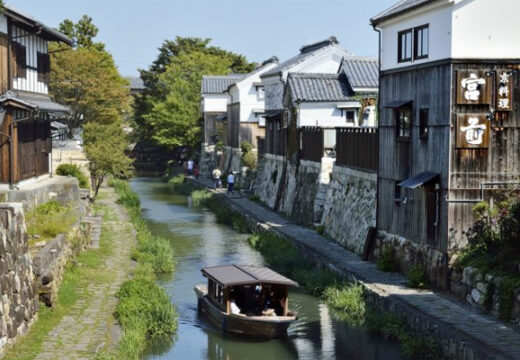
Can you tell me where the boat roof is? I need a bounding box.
[202,264,299,287]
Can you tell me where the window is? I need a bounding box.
[396,108,411,139]
[398,29,413,63]
[13,42,27,78]
[37,52,50,84]
[419,108,429,138]
[257,86,265,100]
[345,110,356,125]
[398,25,429,63]
[394,181,402,203]
[414,25,429,59]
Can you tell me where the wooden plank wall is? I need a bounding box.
[449,63,520,250]
[239,123,263,148]
[204,112,223,144]
[0,34,8,93]
[378,64,451,252]
[226,103,240,148]
[336,127,378,172]
[300,126,323,162]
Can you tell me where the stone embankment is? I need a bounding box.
[193,177,520,360]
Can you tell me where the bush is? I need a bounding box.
[315,225,325,235]
[168,174,197,195]
[377,246,399,272]
[56,163,90,188]
[242,151,257,169]
[248,195,260,203]
[191,190,213,207]
[407,264,430,289]
[240,141,253,154]
[324,284,366,325]
[26,200,79,243]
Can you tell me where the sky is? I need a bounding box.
[9,0,397,77]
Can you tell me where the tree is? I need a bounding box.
[133,37,256,149]
[50,17,129,138]
[83,121,133,198]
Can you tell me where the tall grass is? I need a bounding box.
[107,178,177,359]
[26,200,79,245]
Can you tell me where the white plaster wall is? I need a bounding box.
[0,15,7,34]
[379,2,453,71]
[202,94,229,113]
[298,102,360,128]
[451,0,520,59]
[281,47,347,81]
[234,63,277,123]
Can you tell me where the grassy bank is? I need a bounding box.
[4,199,116,360]
[99,179,177,360]
[170,181,442,360]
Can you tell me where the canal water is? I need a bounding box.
[130,177,403,360]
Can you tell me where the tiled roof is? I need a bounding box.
[287,73,354,102]
[262,37,350,78]
[201,74,248,94]
[371,0,438,25]
[126,77,145,90]
[340,56,379,89]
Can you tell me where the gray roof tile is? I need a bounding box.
[287,73,354,102]
[371,0,438,25]
[262,37,350,78]
[201,74,248,94]
[126,77,145,90]
[340,56,379,89]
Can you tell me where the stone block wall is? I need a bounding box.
[450,267,520,323]
[255,154,285,209]
[0,204,38,355]
[321,166,377,255]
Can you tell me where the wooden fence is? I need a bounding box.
[300,127,323,162]
[336,127,378,172]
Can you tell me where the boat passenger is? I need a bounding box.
[230,296,242,315]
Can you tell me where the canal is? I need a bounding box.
[130,177,403,360]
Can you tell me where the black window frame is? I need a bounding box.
[419,108,429,139]
[345,110,356,125]
[13,41,27,79]
[394,181,402,204]
[37,52,50,84]
[398,29,413,63]
[414,25,429,60]
[395,107,412,140]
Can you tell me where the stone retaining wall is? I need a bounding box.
[450,267,520,323]
[321,166,377,255]
[0,204,39,356]
[255,154,285,209]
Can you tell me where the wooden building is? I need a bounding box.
[0,6,72,187]
[371,0,520,287]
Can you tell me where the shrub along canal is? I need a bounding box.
[131,177,404,360]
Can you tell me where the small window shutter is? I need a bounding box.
[37,52,50,84]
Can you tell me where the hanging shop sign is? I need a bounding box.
[496,70,513,112]
[457,70,492,105]
[456,114,490,149]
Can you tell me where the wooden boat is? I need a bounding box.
[194,264,299,339]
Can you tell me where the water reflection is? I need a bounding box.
[131,178,403,360]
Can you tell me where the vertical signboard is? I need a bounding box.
[496,70,513,112]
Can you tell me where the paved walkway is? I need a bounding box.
[35,188,135,360]
[195,177,520,360]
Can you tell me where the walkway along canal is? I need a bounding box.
[130,177,404,360]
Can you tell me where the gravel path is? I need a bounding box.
[35,188,135,360]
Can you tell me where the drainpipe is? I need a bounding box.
[371,22,382,232]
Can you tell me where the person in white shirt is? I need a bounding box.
[212,168,222,189]
[187,159,194,176]
[227,173,235,194]
[230,299,241,315]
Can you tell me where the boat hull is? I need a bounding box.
[195,285,296,339]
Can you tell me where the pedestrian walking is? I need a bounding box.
[194,165,200,179]
[227,172,235,194]
[212,167,222,189]
[187,159,194,176]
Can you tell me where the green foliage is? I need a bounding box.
[377,246,399,272]
[407,265,430,289]
[323,284,366,326]
[84,122,133,198]
[204,197,249,233]
[51,17,130,138]
[109,179,177,359]
[248,195,260,203]
[56,163,89,188]
[26,201,79,244]
[133,37,256,151]
[191,190,213,206]
[242,151,257,170]
[498,277,520,320]
[167,174,197,195]
[240,141,253,154]
[315,225,325,235]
